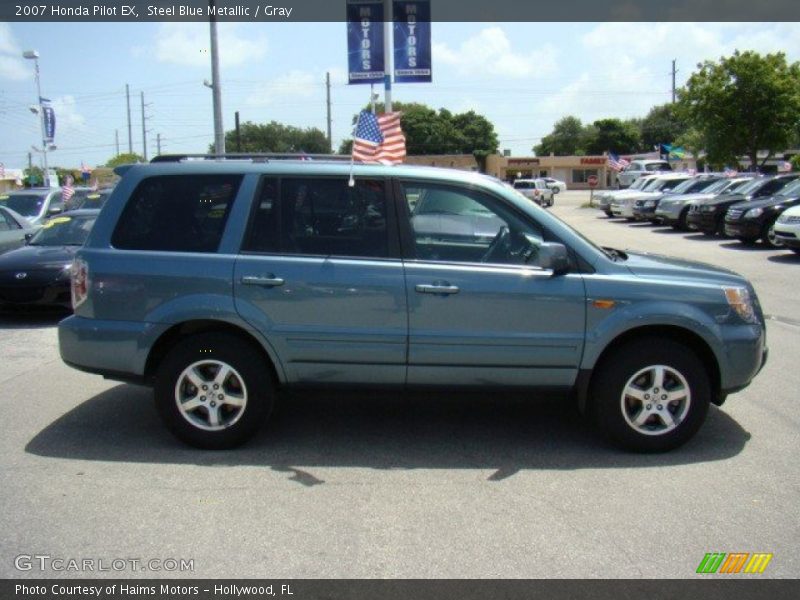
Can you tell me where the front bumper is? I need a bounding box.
[774,227,800,248]
[686,210,718,233]
[724,219,762,239]
[632,205,658,221]
[0,280,71,307]
[610,204,634,217]
[654,203,684,223]
[719,322,767,395]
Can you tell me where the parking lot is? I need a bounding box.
[1,189,798,579]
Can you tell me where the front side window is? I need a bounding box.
[279,178,389,258]
[111,175,241,252]
[401,182,546,267]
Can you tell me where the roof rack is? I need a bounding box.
[150,153,353,164]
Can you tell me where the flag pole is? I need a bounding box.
[383,0,392,112]
[349,111,362,187]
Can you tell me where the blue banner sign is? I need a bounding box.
[347,0,385,85]
[393,0,431,83]
[42,102,56,143]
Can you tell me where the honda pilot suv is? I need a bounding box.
[59,156,767,452]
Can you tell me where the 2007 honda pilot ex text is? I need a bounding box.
[58,158,767,452]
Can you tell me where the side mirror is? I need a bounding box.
[539,242,570,275]
[48,206,62,215]
[24,233,34,244]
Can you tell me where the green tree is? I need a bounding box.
[106,153,144,168]
[584,118,641,155]
[23,166,44,187]
[343,102,499,157]
[790,154,800,172]
[216,121,330,154]
[678,50,800,169]
[533,116,587,156]
[640,103,688,150]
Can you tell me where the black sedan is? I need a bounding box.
[686,174,800,236]
[0,209,99,309]
[724,178,800,248]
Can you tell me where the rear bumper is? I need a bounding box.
[59,315,167,383]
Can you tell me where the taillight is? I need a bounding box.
[71,258,89,309]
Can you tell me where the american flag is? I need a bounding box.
[607,153,630,172]
[352,111,406,165]
[62,175,75,203]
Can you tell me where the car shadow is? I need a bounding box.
[25,384,751,478]
[0,309,68,330]
[681,233,724,242]
[767,252,800,264]
[650,227,687,235]
[718,241,774,252]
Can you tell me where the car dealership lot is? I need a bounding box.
[1,190,798,579]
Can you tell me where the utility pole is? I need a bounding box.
[209,0,225,155]
[156,133,161,156]
[140,91,147,160]
[383,0,392,112]
[671,59,677,103]
[115,129,120,156]
[326,71,332,152]
[234,111,241,152]
[125,84,132,153]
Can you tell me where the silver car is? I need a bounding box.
[0,205,39,254]
[0,188,64,226]
[610,174,691,219]
[596,175,659,215]
[617,159,673,188]
[655,177,756,230]
[513,178,554,207]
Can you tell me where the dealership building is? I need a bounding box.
[405,152,697,189]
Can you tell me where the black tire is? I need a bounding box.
[589,338,711,452]
[761,219,783,249]
[154,332,274,449]
[793,248,800,255]
[676,207,690,231]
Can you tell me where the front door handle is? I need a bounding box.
[241,275,285,287]
[415,283,460,295]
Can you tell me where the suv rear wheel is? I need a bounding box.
[154,332,274,449]
[590,338,710,452]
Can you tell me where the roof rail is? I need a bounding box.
[150,153,353,164]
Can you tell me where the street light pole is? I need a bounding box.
[23,50,49,186]
[209,0,225,155]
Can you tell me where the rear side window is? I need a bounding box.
[112,175,242,252]
[277,178,388,258]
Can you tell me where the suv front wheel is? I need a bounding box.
[154,332,274,449]
[590,338,711,452]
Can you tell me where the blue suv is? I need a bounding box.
[58,156,767,452]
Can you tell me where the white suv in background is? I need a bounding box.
[774,205,800,254]
[617,159,673,189]
[512,178,555,207]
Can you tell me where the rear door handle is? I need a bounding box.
[241,275,285,287]
[415,284,460,295]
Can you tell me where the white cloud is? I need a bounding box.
[0,23,28,81]
[50,95,86,130]
[245,70,318,107]
[146,23,268,68]
[433,27,557,79]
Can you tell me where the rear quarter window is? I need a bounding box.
[111,175,242,252]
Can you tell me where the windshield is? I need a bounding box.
[70,190,111,209]
[732,178,764,195]
[776,179,800,197]
[726,178,755,193]
[643,178,676,191]
[676,178,720,194]
[28,214,97,246]
[0,192,47,217]
[630,177,650,190]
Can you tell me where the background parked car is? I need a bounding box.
[724,178,800,248]
[0,188,64,226]
[774,204,800,254]
[597,175,659,216]
[543,177,567,194]
[512,178,554,207]
[687,174,800,237]
[0,206,40,255]
[632,175,723,223]
[655,176,756,230]
[0,209,99,310]
[610,174,691,219]
[616,159,673,188]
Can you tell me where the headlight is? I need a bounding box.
[702,205,716,212]
[723,286,757,323]
[744,207,763,219]
[778,213,789,223]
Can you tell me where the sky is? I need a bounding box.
[1,21,800,170]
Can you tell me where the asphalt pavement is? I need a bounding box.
[1,190,798,579]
